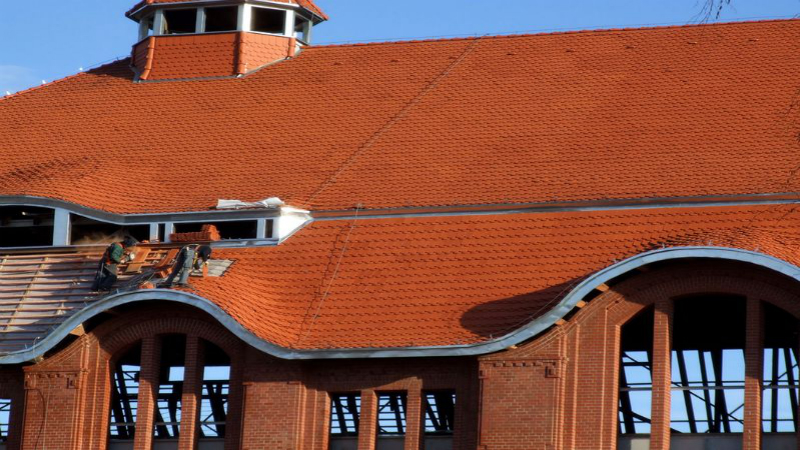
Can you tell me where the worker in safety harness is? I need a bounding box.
[160,244,212,287]
[92,237,137,292]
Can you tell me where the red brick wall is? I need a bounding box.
[9,259,800,449]
[478,260,800,450]
[13,304,478,450]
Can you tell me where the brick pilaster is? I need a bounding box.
[134,336,161,450]
[357,390,377,450]
[743,298,763,450]
[178,335,202,450]
[650,298,672,450]
[403,382,423,450]
[225,346,245,450]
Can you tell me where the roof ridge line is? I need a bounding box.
[309,17,800,49]
[0,58,128,102]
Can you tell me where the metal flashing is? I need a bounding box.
[7,193,800,226]
[1,247,797,363]
[312,193,800,221]
[0,196,280,224]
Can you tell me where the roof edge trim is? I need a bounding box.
[1,247,796,363]
[0,195,279,223]
[127,0,325,22]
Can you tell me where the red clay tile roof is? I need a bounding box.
[186,204,800,350]
[127,0,328,20]
[3,20,800,214]
[0,204,799,353]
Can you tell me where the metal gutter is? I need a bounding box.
[1,247,796,363]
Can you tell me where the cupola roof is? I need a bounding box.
[127,0,328,21]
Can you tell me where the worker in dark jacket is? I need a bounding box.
[92,237,137,292]
[161,244,212,287]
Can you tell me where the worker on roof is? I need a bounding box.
[92,237,137,292]
[160,244,212,288]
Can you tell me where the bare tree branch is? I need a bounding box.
[698,0,732,23]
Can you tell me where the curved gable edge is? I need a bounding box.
[3,246,798,363]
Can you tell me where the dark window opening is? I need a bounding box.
[204,6,238,32]
[251,7,285,34]
[0,399,10,442]
[0,206,54,247]
[670,296,746,434]
[158,223,166,242]
[154,334,186,439]
[424,391,455,435]
[294,16,309,42]
[70,214,149,245]
[199,340,230,438]
[265,219,274,239]
[762,302,800,433]
[618,306,653,435]
[377,393,407,435]
[163,9,197,34]
[110,342,142,440]
[173,220,259,240]
[330,394,360,437]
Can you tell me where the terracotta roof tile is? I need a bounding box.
[2,20,800,213]
[0,205,799,352]
[186,204,800,350]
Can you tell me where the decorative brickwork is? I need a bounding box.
[477,260,800,450]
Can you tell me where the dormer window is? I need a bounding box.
[162,8,198,35]
[0,206,55,248]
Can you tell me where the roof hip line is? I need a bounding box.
[302,35,486,207]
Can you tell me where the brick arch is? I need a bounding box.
[601,261,800,328]
[590,260,800,450]
[93,310,246,450]
[99,315,243,361]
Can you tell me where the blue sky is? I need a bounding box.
[0,0,798,94]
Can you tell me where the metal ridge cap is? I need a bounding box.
[1,247,798,363]
[311,192,800,220]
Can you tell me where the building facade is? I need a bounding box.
[2,1,800,449]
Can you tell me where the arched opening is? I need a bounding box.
[107,333,234,450]
[616,274,800,449]
[198,341,231,442]
[109,342,143,444]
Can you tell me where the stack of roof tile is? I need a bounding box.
[170,225,221,243]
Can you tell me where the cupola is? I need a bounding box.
[125,0,327,81]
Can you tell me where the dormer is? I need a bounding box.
[126,0,327,81]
